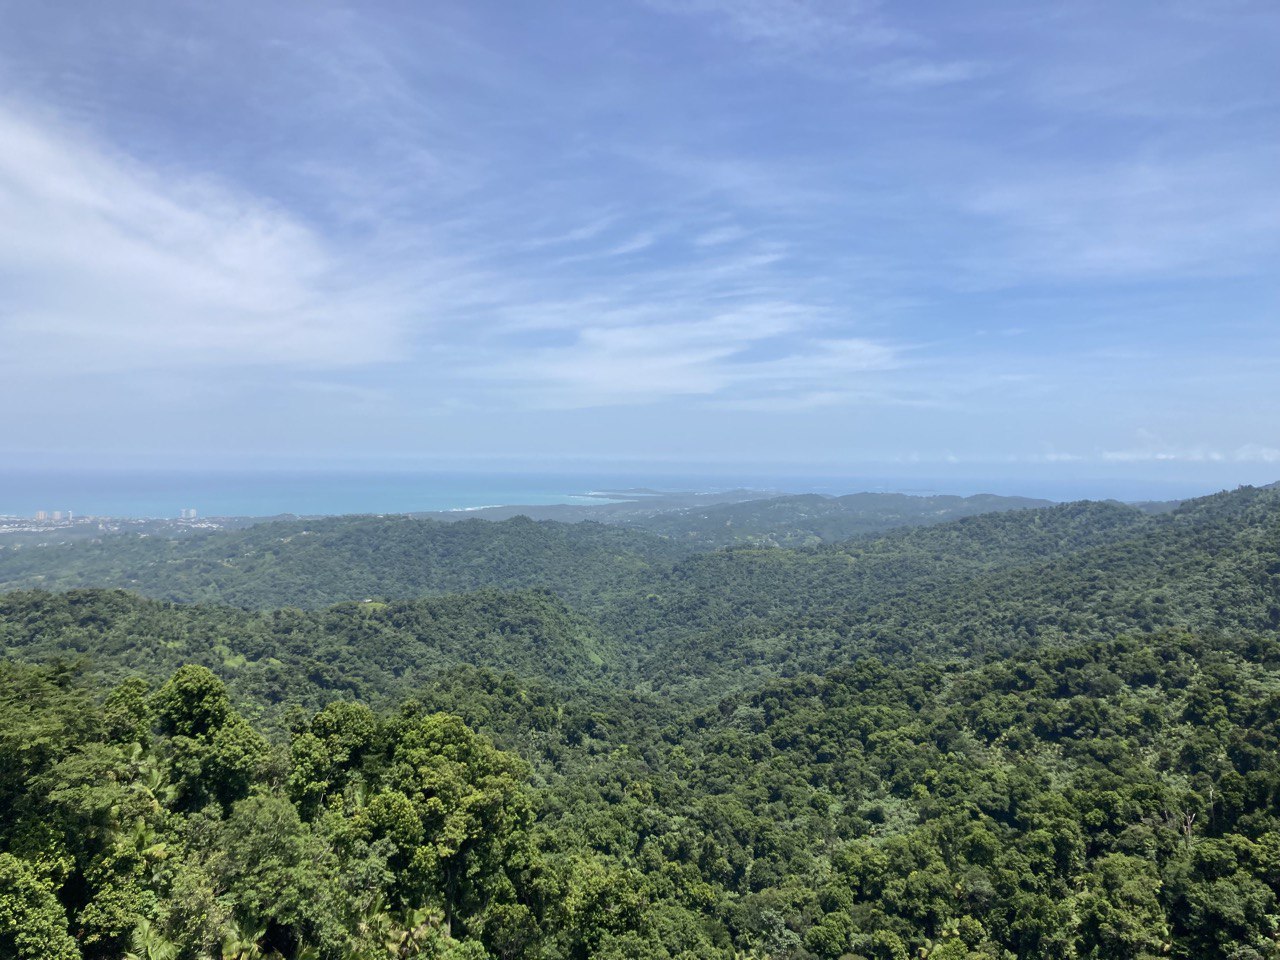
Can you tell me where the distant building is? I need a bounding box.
[35,510,47,521]
[51,511,63,521]
[180,508,198,519]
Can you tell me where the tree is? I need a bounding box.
[0,852,80,960]
[379,713,533,939]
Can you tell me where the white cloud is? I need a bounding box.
[1234,444,1280,463]
[641,0,988,91]
[472,302,901,408]
[520,214,620,250]
[645,0,903,53]
[604,232,658,256]
[869,58,987,89]
[694,225,749,247]
[0,103,417,376]
[1101,446,1225,463]
[961,152,1280,284]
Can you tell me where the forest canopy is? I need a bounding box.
[2,483,1280,959]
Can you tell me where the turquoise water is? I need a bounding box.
[0,472,658,519]
[0,469,1239,519]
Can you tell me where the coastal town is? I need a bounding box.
[0,510,227,547]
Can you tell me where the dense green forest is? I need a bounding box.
[0,589,615,718]
[0,517,689,610]
[628,492,1055,548]
[3,483,1280,958]
[0,491,1083,606]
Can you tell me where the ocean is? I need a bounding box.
[0,471,653,519]
[0,468,1243,519]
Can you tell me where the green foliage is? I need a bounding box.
[0,662,536,959]
[0,514,688,609]
[0,852,80,960]
[155,665,233,738]
[12,631,1280,958]
[632,491,1053,548]
[2,482,1280,959]
[0,588,614,718]
[604,487,1280,697]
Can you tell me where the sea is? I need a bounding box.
[0,468,1247,520]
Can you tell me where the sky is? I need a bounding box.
[0,0,1278,492]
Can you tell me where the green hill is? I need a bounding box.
[6,625,1280,959]
[0,587,611,717]
[616,486,1280,696]
[4,486,1278,705]
[630,491,1054,547]
[3,482,1280,959]
[0,514,689,609]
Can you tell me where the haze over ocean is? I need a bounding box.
[0,469,1258,519]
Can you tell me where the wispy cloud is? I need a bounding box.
[0,0,1276,474]
[644,0,909,54]
[1015,1,1280,122]
[1101,447,1225,463]
[0,103,419,375]
[471,302,901,408]
[868,58,988,89]
[520,214,620,250]
[1235,444,1280,464]
[959,152,1280,283]
[694,225,749,247]
[1100,444,1280,464]
[0,95,904,414]
[604,232,659,256]
[641,0,989,92]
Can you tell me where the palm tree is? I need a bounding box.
[220,920,269,960]
[124,918,179,960]
[388,906,444,957]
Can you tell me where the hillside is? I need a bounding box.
[0,514,689,609]
[3,482,1280,959]
[630,491,1054,547]
[7,627,1280,959]
[0,587,611,717]
[4,486,1277,706]
[602,499,1155,683]
[618,486,1280,696]
[0,490,1060,607]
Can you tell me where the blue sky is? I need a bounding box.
[1,0,1277,491]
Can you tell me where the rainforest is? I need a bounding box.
[3,484,1280,959]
